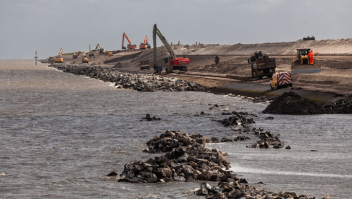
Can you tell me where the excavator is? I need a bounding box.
[153,24,189,73]
[73,51,81,58]
[122,32,137,50]
[82,54,88,63]
[139,35,151,50]
[291,48,321,74]
[95,43,105,54]
[54,48,63,63]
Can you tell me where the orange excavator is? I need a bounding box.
[122,32,137,50]
[139,35,151,50]
[54,48,63,63]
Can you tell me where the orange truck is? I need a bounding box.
[270,72,292,89]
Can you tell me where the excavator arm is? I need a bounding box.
[153,24,176,60]
[59,48,63,58]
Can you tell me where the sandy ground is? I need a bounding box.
[44,38,352,98]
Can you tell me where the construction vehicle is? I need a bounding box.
[139,35,151,50]
[139,60,150,70]
[153,24,189,73]
[303,36,315,40]
[108,52,113,57]
[122,32,137,50]
[291,48,321,74]
[95,44,106,54]
[82,54,88,63]
[73,51,81,58]
[270,72,292,90]
[248,51,276,78]
[48,56,54,63]
[54,48,63,63]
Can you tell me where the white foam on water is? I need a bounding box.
[230,164,352,179]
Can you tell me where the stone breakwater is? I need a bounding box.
[118,130,242,183]
[49,64,208,92]
[113,130,324,199]
[106,109,328,198]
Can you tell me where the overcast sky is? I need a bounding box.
[1,0,351,59]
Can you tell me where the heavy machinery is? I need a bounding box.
[95,43,105,54]
[139,35,151,50]
[291,48,321,74]
[270,72,292,90]
[73,51,81,58]
[139,60,150,70]
[108,52,113,57]
[54,48,63,63]
[153,24,189,73]
[48,56,54,63]
[122,32,137,50]
[248,51,276,78]
[82,54,88,63]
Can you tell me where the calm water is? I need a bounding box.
[0,60,351,199]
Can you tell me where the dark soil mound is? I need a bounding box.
[262,91,325,115]
[323,95,352,114]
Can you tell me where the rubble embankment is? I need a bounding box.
[49,64,208,92]
[262,91,352,115]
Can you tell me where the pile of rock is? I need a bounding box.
[118,130,243,183]
[216,111,255,127]
[195,182,325,199]
[49,64,207,92]
[246,130,284,149]
[143,131,209,153]
[323,95,352,114]
[262,91,325,115]
[141,114,161,121]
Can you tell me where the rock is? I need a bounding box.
[285,146,291,149]
[106,171,118,176]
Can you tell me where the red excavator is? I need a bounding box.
[153,24,189,73]
[122,32,137,50]
[139,35,151,50]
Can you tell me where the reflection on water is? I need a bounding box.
[0,60,351,198]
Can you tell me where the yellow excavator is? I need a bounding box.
[291,48,321,74]
[95,43,105,54]
[54,48,63,63]
[73,51,81,58]
[82,54,88,63]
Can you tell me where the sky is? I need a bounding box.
[1,0,351,59]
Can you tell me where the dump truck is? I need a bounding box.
[248,51,276,78]
[139,60,150,70]
[270,72,292,89]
